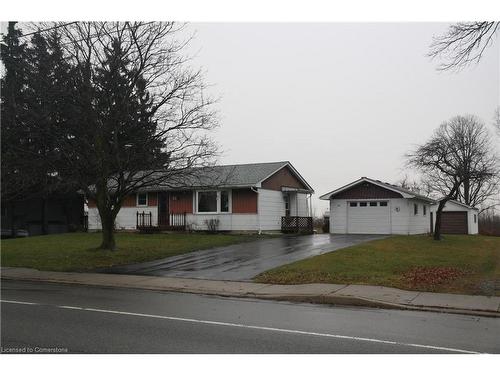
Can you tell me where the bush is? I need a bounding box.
[479,211,500,236]
[205,219,220,233]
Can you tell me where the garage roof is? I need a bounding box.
[319,177,435,203]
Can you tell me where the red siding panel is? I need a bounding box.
[148,192,158,207]
[261,166,307,191]
[333,182,402,199]
[232,188,258,213]
[169,191,193,214]
[122,195,136,207]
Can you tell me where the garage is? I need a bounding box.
[440,211,468,234]
[347,201,391,234]
[430,200,479,235]
[320,177,435,235]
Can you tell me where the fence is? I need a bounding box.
[281,216,313,234]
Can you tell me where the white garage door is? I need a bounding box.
[347,201,391,234]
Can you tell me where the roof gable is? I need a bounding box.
[330,181,403,199]
[261,165,309,191]
[320,177,434,202]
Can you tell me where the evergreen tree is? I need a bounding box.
[1,22,31,236]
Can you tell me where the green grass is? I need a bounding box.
[1,232,262,272]
[255,235,500,296]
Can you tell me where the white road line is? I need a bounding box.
[1,299,480,354]
[1,299,39,305]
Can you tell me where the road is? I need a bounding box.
[105,234,385,280]
[1,280,499,353]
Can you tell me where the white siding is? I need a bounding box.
[329,199,347,234]
[88,187,309,232]
[258,189,286,231]
[185,213,258,231]
[408,200,431,235]
[329,198,429,235]
[87,206,158,231]
[296,193,309,216]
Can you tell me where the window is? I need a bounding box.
[369,202,377,207]
[360,202,367,207]
[379,201,388,207]
[474,214,477,223]
[137,193,148,206]
[197,191,218,213]
[423,205,427,216]
[414,203,418,215]
[197,190,231,214]
[220,191,229,212]
[349,202,357,207]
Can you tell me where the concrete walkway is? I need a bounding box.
[2,267,499,317]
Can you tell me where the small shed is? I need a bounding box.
[430,200,479,235]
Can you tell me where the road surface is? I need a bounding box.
[1,280,499,353]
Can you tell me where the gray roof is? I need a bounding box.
[139,161,314,192]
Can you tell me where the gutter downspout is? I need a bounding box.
[251,186,261,234]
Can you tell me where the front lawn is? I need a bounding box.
[1,232,262,272]
[255,235,500,296]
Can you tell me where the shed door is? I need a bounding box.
[347,201,391,234]
[440,211,468,234]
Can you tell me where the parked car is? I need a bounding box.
[1,229,29,239]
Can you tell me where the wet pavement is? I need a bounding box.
[105,234,386,281]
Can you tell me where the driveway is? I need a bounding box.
[106,234,386,281]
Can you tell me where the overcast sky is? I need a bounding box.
[2,22,498,214]
[179,23,499,215]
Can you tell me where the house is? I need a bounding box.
[1,192,85,237]
[319,177,435,235]
[87,161,314,233]
[430,200,479,235]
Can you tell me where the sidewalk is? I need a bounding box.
[2,267,499,317]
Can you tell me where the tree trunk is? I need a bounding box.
[434,183,461,240]
[99,212,116,250]
[433,199,447,240]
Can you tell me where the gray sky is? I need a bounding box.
[183,23,499,215]
[2,22,498,214]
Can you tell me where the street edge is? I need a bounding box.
[2,274,499,318]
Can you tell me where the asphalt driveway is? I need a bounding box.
[106,234,386,281]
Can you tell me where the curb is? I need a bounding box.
[2,273,499,318]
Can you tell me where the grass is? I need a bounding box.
[255,235,500,296]
[0,232,262,272]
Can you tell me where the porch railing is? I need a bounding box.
[158,212,187,231]
[281,216,313,234]
[137,211,186,232]
[136,211,153,229]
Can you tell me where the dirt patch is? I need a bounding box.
[402,266,467,289]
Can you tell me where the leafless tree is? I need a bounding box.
[429,22,499,71]
[37,22,218,250]
[407,115,498,240]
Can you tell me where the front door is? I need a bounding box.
[158,192,169,226]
